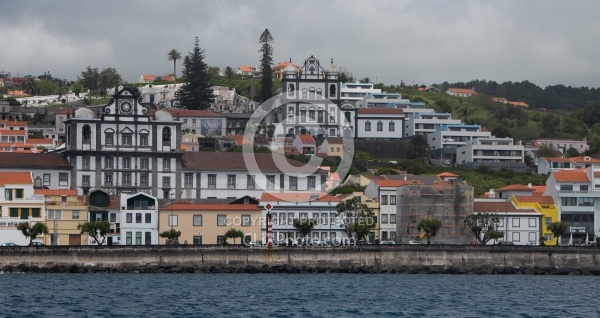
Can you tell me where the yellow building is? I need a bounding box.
[37,189,89,245]
[512,195,559,245]
[160,200,261,245]
[336,192,380,242]
[319,137,345,158]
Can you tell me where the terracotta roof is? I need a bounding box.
[227,135,253,146]
[28,138,55,145]
[326,137,344,144]
[161,203,259,211]
[513,196,555,204]
[6,121,28,127]
[553,169,589,182]
[0,172,31,186]
[182,152,325,173]
[34,189,78,196]
[238,66,253,72]
[356,108,404,115]
[448,88,476,95]
[507,101,529,107]
[0,129,26,136]
[542,157,573,163]
[496,184,534,192]
[298,134,315,143]
[261,192,341,203]
[374,179,424,187]
[142,74,174,82]
[530,185,546,196]
[474,201,537,213]
[0,153,71,169]
[437,172,459,177]
[571,156,600,164]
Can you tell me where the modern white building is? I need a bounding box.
[456,137,524,164]
[119,192,159,245]
[404,112,461,137]
[355,92,409,109]
[340,82,382,105]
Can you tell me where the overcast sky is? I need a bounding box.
[1,0,599,88]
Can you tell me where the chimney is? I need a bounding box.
[488,189,495,198]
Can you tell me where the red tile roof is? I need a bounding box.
[542,157,573,163]
[298,134,315,143]
[571,156,600,164]
[496,184,534,192]
[162,203,260,211]
[448,88,476,95]
[437,172,459,177]
[0,172,31,186]
[182,152,324,174]
[507,101,529,107]
[374,179,424,187]
[0,153,71,169]
[553,169,589,182]
[474,201,537,213]
[261,192,341,203]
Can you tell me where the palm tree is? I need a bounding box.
[22,77,40,96]
[224,66,234,83]
[167,49,182,85]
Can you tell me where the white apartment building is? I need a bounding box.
[354,108,405,139]
[120,193,159,245]
[355,92,409,109]
[160,109,226,137]
[544,168,599,244]
[364,179,407,242]
[404,112,461,137]
[181,152,328,200]
[340,82,382,105]
[456,137,524,164]
[427,124,492,152]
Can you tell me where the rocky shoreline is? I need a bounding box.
[4,264,600,275]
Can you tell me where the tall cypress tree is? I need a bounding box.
[258,29,274,103]
[178,37,213,110]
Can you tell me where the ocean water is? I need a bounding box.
[0,273,597,317]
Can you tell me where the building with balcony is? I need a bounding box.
[340,82,381,105]
[119,192,159,245]
[355,92,409,109]
[37,189,89,246]
[87,190,121,245]
[404,112,461,137]
[63,87,183,199]
[427,124,492,161]
[456,137,525,166]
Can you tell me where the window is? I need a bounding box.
[192,119,197,125]
[545,217,552,226]
[390,195,396,205]
[217,214,226,226]
[208,174,217,189]
[140,134,148,146]
[136,232,142,245]
[578,197,594,206]
[299,213,308,221]
[122,133,132,146]
[377,121,383,131]
[365,121,371,131]
[126,232,132,245]
[145,213,151,223]
[82,175,90,186]
[512,232,520,242]
[123,158,130,169]
[307,176,316,190]
[217,236,226,245]
[105,157,113,169]
[145,232,152,245]
[267,175,275,189]
[318,110,324,123]
[560,185,573,191]
[122,173,131,185]
[389,121,395,132]
[105,132,114,145]
[82,125,91,144]
[72,210,80,220]
[193,214,202,226]
[381,214,388,224]
[168,214,178,227]
[580,185,589,192]
[140,158,149,170]
[59,172,68,186]
[309,109,315,121]
[512,218,520,228]
[300,108,306,118]
[289,176,298,190]
[193,236,203,245]
[561,197,577,206]
[47,210,62,220]
[330,213,337,225]
[329,84,336,96]
[162,127,171,143]
[544,234,552,242]
[227,175,236,189]
[126,213,132,223]
[140,174,149,186]
[390,214,396,224]
[247,175,255,189]
[163,158,170,171]
[135,213,142,223]
[43,174,51,186]
[163,176,171,187]
[528,218,536,228]
[309,88,315,99]
[242,214,251,227]
[110,213,117,223]
[185,173,193,187]
[104,173,113,185]
[82,157,90,169]
[381,195,388,205]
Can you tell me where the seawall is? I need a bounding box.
[2,245,600,274]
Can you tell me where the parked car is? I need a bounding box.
[248,241,263,247]
[496,241,514,246]
[380,240,395,245]
[1,242,18,247]
[408,241,423,245]
[30,242,45,246]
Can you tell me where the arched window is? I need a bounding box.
[302,89,308,99]
[300,107,307,119]
[365,121,371,131]
[162,127,171,143]
[104,129,114,146]
[316,88,322,98]
[82,125,91,144]
[329,84,336,97]
[309,88,315,99]
[377,121,383,131]
[308,107,316,121]
[389,121,395,132]
[288,84,295,97]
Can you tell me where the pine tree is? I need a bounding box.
[258,29,274,103]
[178,37,213,110]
